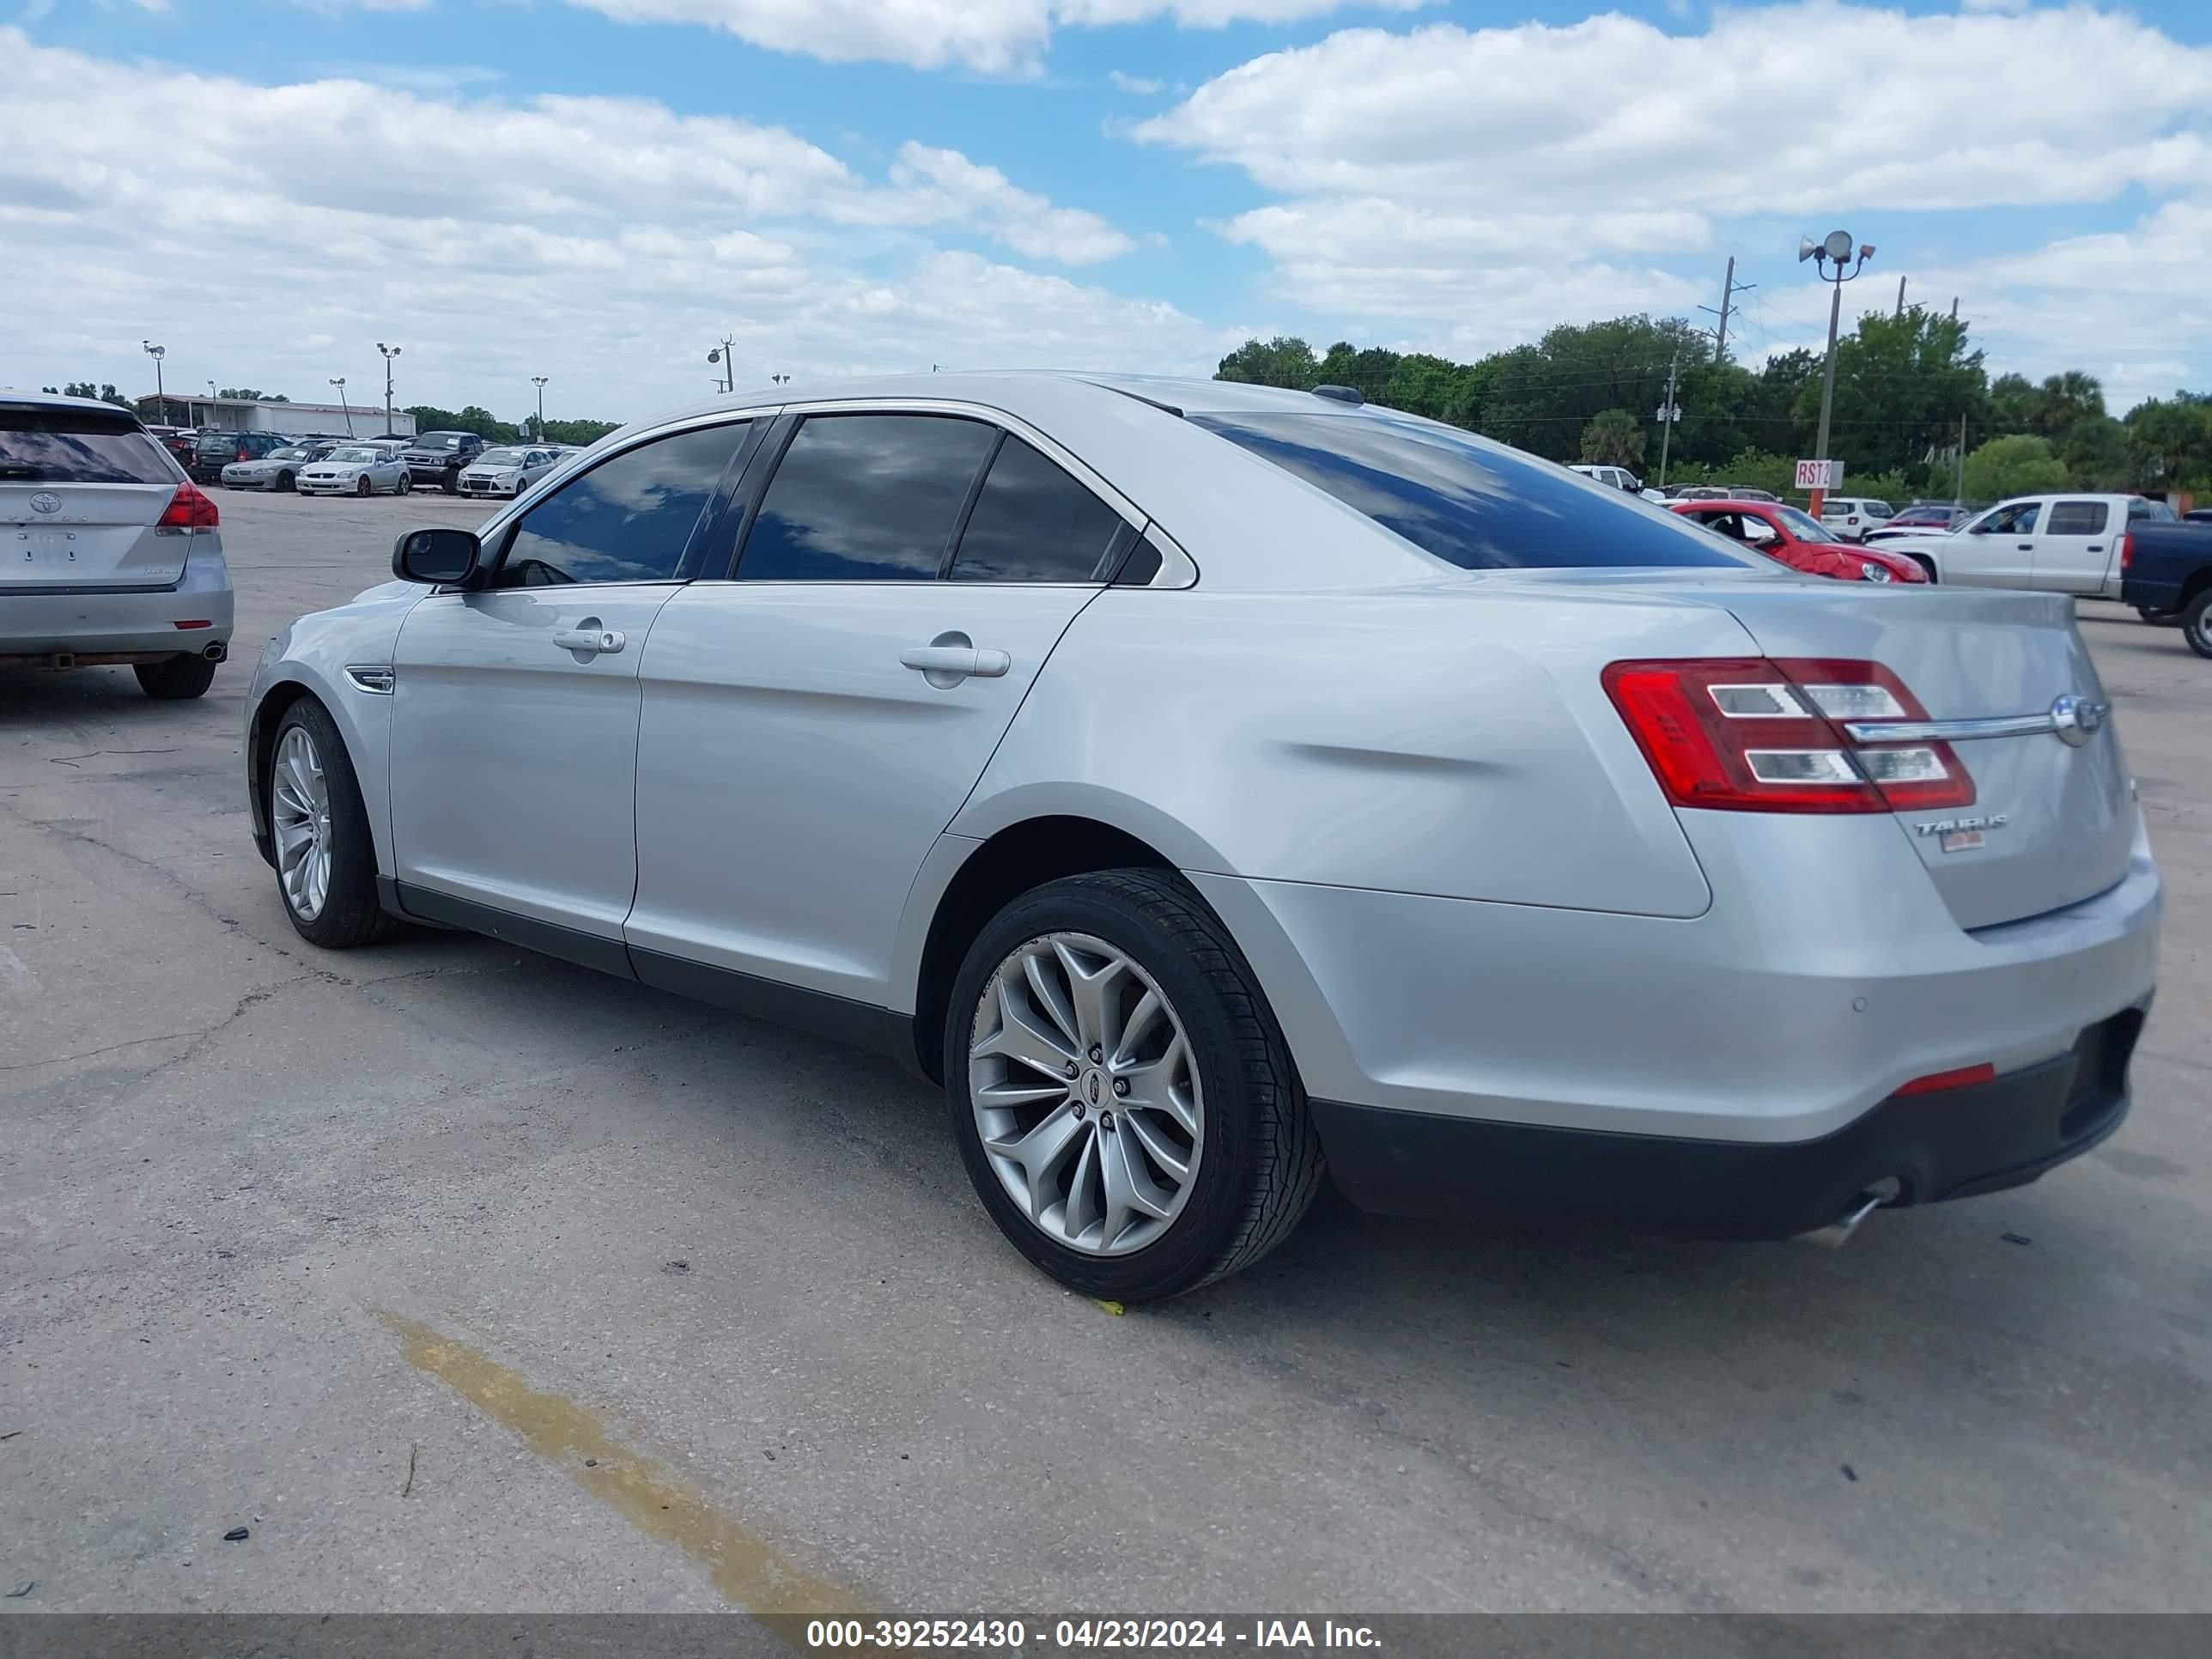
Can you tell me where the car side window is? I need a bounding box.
[738,414,998,582]
[2045,501,2109,536]
[950,436,1125,583]
[1983,502,2040,536]
[493,422,747,588]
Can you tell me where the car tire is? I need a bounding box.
[356,475,373,497]
[396,473,411,495]
[442,469,460,494]
[276,471,295,493]
[1909,555,1936,583]
[2181,590,2212,660]
[266,699,400,949]
[945,868,1324,1303]
[134,653,217,701]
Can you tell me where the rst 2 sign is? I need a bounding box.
[1796,459,1844,491]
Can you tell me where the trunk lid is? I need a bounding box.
[2,404,194,590]
[1704,580,2133,929]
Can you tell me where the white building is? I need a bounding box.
[137,394,415,439]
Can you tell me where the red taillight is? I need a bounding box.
[2119,531,2135,573]
[157,481,221,529]
[1602,657,1975,814]
[235,444,250,460]
[1891,1062,1997,1098]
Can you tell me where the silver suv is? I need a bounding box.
[243,374,2159,1299]
[2,388,234,698]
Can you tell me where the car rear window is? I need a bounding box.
[2,407,178,484]
[1190,413,1746,571]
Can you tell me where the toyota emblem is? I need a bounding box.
[2050,694,2106,747]
[28,492,62,515]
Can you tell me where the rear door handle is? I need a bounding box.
[901,646,1011,678]
[552,624,625,656]
[2086,544,2104,552]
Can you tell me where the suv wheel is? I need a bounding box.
[2181,589,2212,660]
[134,652,217,701]
[946,869,1324,1303]
[442,468,462,494]
[266,700,399,948]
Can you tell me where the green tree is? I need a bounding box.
[1986,372,2038,435]
[46,381,133,409]
[1962,434,2067,501]
[1579,408,1645,469]
[2029,370,2104,441]
[1790,306,1985,480]
[404,404,521,442]
[2124,395,2212,493]
[538,417,620,446]
[1215,337,1321,389]
[2059,415,2132,489]
[217,388,289,403]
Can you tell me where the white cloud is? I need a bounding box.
[1135,3,2212,380]
[0,29,1200,420]
[1109,70,1165,94]
[565,0,1431,75]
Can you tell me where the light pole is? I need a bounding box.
[330,378,353,436]
[142,341,167,424]
[707,340,734,393]
[770,373,790,386]
[1797,229,1875,515]
[531,375,549,441]
[376,343,402,436]
[208,381,219,428]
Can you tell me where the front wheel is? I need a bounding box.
[276,471,296,493]
[396,472,411,495]
[441,469,461,494]
[356,475,373,497]
[1910,556,1936,583]
[946,869,1323,1303]
[266,700,398,947]
[2181,590,2212,660]
[135,653,216,700]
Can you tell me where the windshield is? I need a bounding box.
[415,434,462,449]
[476,447,530,466]
[1772,505,1838,542]
[269,447,311,461]
[327,447,380,464]
[1190,413,1747,572]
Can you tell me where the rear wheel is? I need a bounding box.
[396,473,411,495]
[134,653,216,701]
[2181,590,2212,660]
[946,869,1323,1303]
[267,700,398,947]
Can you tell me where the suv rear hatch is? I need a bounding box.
[2,403,197,590]
[1686,580,2132,929]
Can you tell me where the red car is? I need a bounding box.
[1668,499,1929,583]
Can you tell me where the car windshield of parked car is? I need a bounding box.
[417,434,462,449]
[2,408,178,483]
[267,447,312,461]
[1190,413,1747,571]
[326,447,379,465]
[1772,505,1839,543]
[476,447,530,467]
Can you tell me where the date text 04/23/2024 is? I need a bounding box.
[801,1620,1383,1650]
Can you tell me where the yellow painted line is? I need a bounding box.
[376,1310,866,1620]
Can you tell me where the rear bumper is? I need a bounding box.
[1313,1006,2143,1235]
[0,540,234,658]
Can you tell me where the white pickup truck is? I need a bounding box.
[1879,493,2180,598]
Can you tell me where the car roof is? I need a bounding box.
[0,386,144,418]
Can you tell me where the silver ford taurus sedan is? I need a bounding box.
[241,374,2160,1301]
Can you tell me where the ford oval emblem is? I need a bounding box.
[28,491,62,514]
[2050,694,2106,747]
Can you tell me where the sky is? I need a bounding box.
[3,0,2209,438]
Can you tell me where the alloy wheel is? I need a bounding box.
[968,933,1203,1255]
[270,726,333,921]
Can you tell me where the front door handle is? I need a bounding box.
[901,632,1011,687]
[2017,543,2034,551]
[552,623,625,656]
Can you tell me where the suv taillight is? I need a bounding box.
[1603,658,1974,813]
[158,481,221,529]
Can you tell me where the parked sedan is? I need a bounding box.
[1866,504,1970,543]
[1670,499,1929,582]
[454,446,560,500]
[297,445,412,496]
[245,373,2154,1301]
[222,441,338,493]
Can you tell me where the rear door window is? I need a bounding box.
[2045,501,2110,536]
[1190,412,1744,570]
[950,436,1124,583]
[1,407,177,484]
[738,415,998,581]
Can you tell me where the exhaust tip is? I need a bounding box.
[202,641,228,663]
[1800,1176,1904,1249]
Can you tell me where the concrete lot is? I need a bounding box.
[2,489,2207,1614]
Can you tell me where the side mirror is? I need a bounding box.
[393,526,483,586]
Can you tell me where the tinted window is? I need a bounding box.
[2045,501,2110,536]
[740,415,997,582]
[1979,502,2040,536]
[2126,499,2173,523]
[2,409,176,483]
[951,436,1123,583]
[1190,413,1744,571]
[495,422,745,587]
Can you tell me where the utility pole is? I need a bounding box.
[376,343,401,435]
[142,342,167,424]
[531,375,549,441]
[1699,257,1752,363]
[1799,230,1874,518]
[1954,413,1966,510]
[1656,348,1683,489]
[330,378,352,435]
[1895,275,1907,317]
